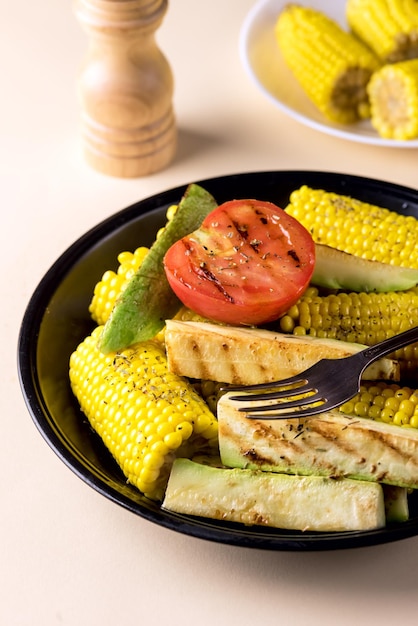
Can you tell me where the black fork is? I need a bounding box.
[226,326,418,419]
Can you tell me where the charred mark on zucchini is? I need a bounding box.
[242,448,275,466]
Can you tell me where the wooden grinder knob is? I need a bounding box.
[75,0,176,177]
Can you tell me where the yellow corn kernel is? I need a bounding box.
[346,0,418,63]
[285,186,418,268]
[278,286,418,380]
[156,204,179,239]
[275,5,380,124]
[69,326,218,501]
[154,306,217,344]
[172,306,214,324]
[339,382,418,428]
[89,247,150,325]
[368,58,418,140]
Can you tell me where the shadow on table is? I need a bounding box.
[172,126,228,166]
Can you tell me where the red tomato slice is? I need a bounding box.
[163,199,315,325]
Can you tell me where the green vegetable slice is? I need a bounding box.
[312,243,418,292]
[100,183,218,353]
[162,458,386,531]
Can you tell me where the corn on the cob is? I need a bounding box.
[278,286,418,379]
[346,0,418,63]
[367,58,418,139]
[274,5,380,123]
[339,381,418,428]
[69,326,218,501]
[285,186,418,268]
[89,247,150,326]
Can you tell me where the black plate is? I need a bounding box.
[17,170,418,551]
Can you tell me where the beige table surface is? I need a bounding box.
[3,1,418,624]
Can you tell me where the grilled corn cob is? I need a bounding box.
[285,186,418,268]
[278,286,418,379]
[274,4,380,123]
[367,58,418,139]
[69,326,218,501]
[346,0,418,63]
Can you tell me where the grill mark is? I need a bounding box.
[310,418,417,463]
[224,413,418,485]
[169,337,241,383]
[195,265,235,302]
[230,219,266,257]
[287,249,301,265]
[231,219,249,241]
[167,331,274,385]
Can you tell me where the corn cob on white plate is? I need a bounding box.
[18,170,418,551]
[240,0,418,147]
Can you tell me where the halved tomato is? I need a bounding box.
[163,199,315,325]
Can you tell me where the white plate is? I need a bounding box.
[239,0,418,148]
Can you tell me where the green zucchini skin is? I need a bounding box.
[312,244,418,292]
[383,485,409,523]
[100,184,218,353]
[162,458,385,531]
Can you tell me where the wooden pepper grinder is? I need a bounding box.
[75,0,176,178]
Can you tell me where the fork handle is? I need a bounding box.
[361,326,418,365]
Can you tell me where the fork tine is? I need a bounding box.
[245,402,332,420]
[228,381,316,402]
[239,393,326,413]
[242,386,362,420]
[225,374,309,393]
[222,327,418,422]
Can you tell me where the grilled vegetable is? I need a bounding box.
[162,458,386,532]
[368,58,418,140]
[163,199,315,326]
[277,286,418,380]
[69,326,218,501]
[217,393,418,489]
[346,0,418,63]
[313,244,418,292]
[164,320,399,385]
[99,183,218,354]
[274,4,379,123]
[383,485,409,523]
[285,186,418,269]
[89,206,180,326]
